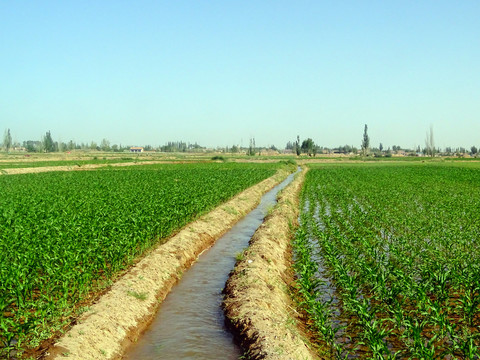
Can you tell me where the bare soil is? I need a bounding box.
[42,168,292,360]
[0,161,168,175]
[223,168,320,360]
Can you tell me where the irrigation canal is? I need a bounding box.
[122,169,299,359]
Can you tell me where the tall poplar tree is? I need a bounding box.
[42,131,55,152]
[295,135,301,156]
[361,124,370,156]
[425,125,435,157]
[3,128,12,152]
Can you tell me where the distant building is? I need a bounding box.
[130,146,144,153]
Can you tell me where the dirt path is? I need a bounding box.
[223,168,319,360]
[0,161,171,175]
[43,168,292,360]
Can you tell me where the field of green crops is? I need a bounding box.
[294,163,480,359]
[0,162,280,357]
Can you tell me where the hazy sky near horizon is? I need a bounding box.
[1,1,479,149]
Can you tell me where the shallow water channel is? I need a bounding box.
[122,170,298,360]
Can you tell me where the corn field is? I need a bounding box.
[0,162,278,357]
[294,163,480,359]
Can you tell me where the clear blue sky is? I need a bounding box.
[1,1,479,149]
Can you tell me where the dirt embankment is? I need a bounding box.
[223,167,319,360]
[43,168,291,360]
[0,161,170,175]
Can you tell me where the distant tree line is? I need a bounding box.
[159,141,204,152]
[20,134,133,153]
[1,129,209,153]
[2,127,479,157]
[284,126,480,158]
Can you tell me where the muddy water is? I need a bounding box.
[123,170,298,360]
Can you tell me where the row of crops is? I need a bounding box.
[0,162,280,357]
[294,163,480,359]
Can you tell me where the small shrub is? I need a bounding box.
[127,290,148,301]
[211,155,227,162]
[235,251,245,261]
[223,206,238,216]
[279,159,297,166]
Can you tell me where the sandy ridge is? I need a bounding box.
[1,161,170,175]
[223,167,318,360]
[44,168,291,360]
